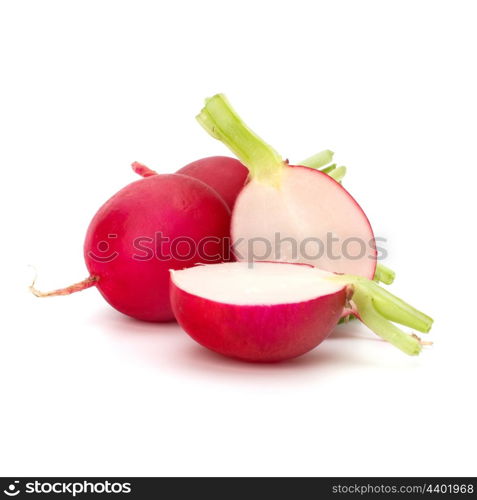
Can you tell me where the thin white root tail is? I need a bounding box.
[30,275,99,297]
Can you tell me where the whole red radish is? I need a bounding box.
[170,262,433,361]
[132,156,248,210]
[197,95,377,279]
[32,174,231,322]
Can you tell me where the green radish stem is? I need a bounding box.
[197,95,350,186]
[374,263,396,285]
[300,150,346,182]
[197,94,285,186]
[339,262,397,321]
[328,165,347,183]
[329,274,433,355]
[301,149,334,169]
[320,163,337,174]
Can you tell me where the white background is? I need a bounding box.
[1,0,476,477]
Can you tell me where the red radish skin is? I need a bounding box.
[171,287,346,362]
[170,263,347,362]
[81,174,231,322]
[177,156,249,210]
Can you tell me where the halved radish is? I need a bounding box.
[170,262,433,362]
[232,166,375,276]
[196,94,376,279]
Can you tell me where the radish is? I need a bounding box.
[31,174,231,322]
[197,94,377,279]
[170,262,433,361]
[132,156,249,210]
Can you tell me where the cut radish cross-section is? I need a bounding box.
[232,165,375,276]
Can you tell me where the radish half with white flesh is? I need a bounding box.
[196,94,376,279]
[170,262,433,362]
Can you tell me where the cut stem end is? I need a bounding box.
[131,162,158,178]
[374,263,396,285]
